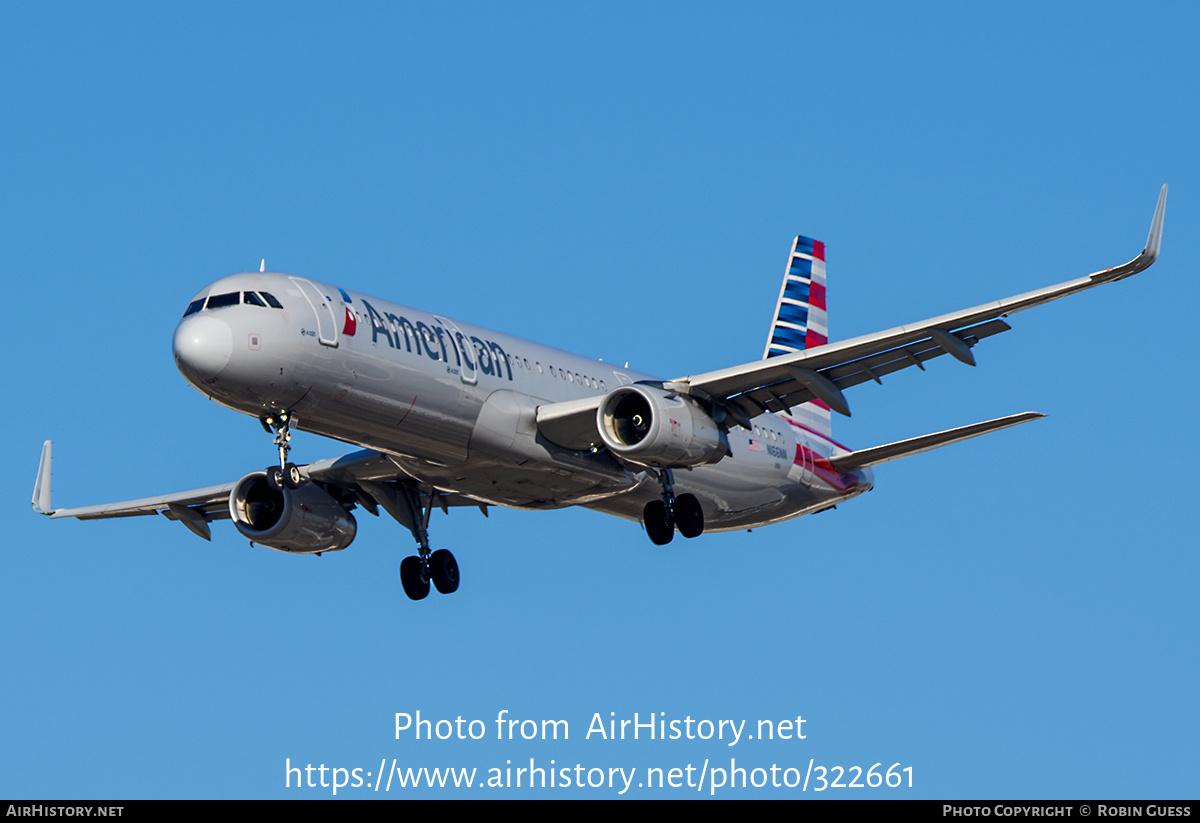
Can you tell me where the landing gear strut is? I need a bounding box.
[394,484,459,600]
[261,411,304,490]
[642,469,705,544]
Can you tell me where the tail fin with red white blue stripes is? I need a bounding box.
[763,235,832,437]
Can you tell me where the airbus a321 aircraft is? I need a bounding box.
[33,187,1168,600]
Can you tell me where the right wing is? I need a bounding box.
[32,441,484,541]
[535,185,1167,447]
[33,441,238,523]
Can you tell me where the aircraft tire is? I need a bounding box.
[399,556,430,601]
[266,465,285,492]
[429,549,460,594]
[644,500,674,545]
[284,462,303,489]
[675,493,704,539]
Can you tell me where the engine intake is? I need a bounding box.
[597,385,728,468]
[229,472,357,554]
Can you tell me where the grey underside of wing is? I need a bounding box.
[535,396,605,453]
[683,278,1108,419]
[47,448,483,523]
[46,449,397,521]
[50,483,237,521]
[534,315,1011,451]
[711,317,1011,420]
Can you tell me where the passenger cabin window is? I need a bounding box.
[183,299,204,317]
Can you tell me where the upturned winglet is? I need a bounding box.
[1091,183,1167,284]
[33,440,53,515]
[1143,183,1168,263]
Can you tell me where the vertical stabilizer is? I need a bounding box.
[763,235,831,436]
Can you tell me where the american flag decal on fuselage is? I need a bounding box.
[763,235,831,436]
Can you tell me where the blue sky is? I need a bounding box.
[2,2,1196,799]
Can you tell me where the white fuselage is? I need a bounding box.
[172,272,873,532]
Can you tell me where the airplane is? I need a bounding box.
[33,186,1168,601]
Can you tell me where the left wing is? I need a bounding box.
[536,185,1166,446]
[678,184,1166,425]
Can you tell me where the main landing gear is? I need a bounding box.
[400,550,459,601]
[256,412,460,601]
[260,411,305,491]
[395,485,459,601]
[642,468,705,545]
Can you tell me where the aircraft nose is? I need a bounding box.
[173,314,232,381]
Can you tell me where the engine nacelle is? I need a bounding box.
[228,472,357,554]
[596,385,729,469]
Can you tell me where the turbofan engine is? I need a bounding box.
[596,385,729,469]
[228,471,357,554]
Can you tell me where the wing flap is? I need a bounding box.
[732,318,1011,418]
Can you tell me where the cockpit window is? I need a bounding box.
[205,292,240,309]
[183,299,204,318]
[243,291,266,307]
[260,292,284,309]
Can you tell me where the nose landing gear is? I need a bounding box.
[260,411,305,490]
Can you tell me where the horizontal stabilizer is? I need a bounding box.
[828,412,1044,472]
